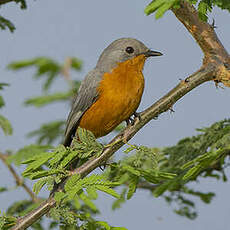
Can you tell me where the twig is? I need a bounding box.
[0,152,39,203]
[11,1,230,229]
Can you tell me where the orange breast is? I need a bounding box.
[79,55,146,138]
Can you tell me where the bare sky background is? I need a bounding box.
[0,1,230,229]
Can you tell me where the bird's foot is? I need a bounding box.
[126,112,141,126]
[214,80,225,89]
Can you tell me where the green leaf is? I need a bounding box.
[0,114,13,136]
[33,177,51,195]
[155,0,177,18]
[71,128,104,159]
[24,91,73,107]
[112,189,127,210]
[22,151,56,177]
[8,57,82,91]
[0,215,17,230]
[111,227,128,230]
[48,144,68,168]
[27,120,65,145]
[0,96,5,108]
[54,191,67,204]
[0,187,7,193]
[197,1,210,21]
[0,16,15,32]
[145,0,165,15]
[96,221,111,230]
[213,0,230,12]
[79,192,98,212]
[8,144,51,166]
[145,0,179,18]
[70,57,82,70]
[29,168,65,180]
[122,165,141,176]
[0,83,9,90]
[86,187,98,200]
[0,83,9,108]
[58,148,79,168]
[127,176,138,200]
[64,174,81,193]
[95,185,120,199]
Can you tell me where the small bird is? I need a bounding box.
[63,38,162,146]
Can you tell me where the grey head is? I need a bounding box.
[96,38,162,73]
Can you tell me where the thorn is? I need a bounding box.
[185,78,189,83]
[153,115,158,120]
[211,18,217,29]
[169,106,175,113]
[179,78,189,84]
[99,165,105,171]
[214,80,225,89]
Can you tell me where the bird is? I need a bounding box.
[63,38,162,147]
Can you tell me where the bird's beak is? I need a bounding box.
[143,50,163,57]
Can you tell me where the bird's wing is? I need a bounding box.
[63,68,103,146]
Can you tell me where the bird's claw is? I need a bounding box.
[126,112,141,126]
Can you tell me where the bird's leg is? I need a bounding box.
[133,111,141,120]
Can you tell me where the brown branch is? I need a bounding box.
[0,153,39,203]
[172,1,230,86]
[11,1,230,229]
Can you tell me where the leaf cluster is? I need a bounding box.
[13,128,125,229]
[0,0,27,33]
[7,56,82,144]
[8,57,82,92]
[20,128,103,185]
[104,120,230,219]
[27,120,65,145]
[145,0,230,21]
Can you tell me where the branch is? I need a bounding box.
[11,66,215,230]
[0,153,39,203]
[11,1,230,229]
[172,1,230,86]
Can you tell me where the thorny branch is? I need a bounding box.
[0,153,39,203]
[11,1,230,229]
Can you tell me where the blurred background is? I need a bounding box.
[0,0,229,229]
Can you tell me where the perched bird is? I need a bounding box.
[63,38,162,146]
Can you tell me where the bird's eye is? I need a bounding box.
[125,46,134,54]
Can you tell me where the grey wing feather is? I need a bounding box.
[63,68,103,146]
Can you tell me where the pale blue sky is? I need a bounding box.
[0,1,230,229]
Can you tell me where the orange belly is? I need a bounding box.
[79,55,146,137]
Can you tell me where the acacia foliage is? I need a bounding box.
[0,0,230,229]
[0,55,229,229]
[145,0,230,20]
